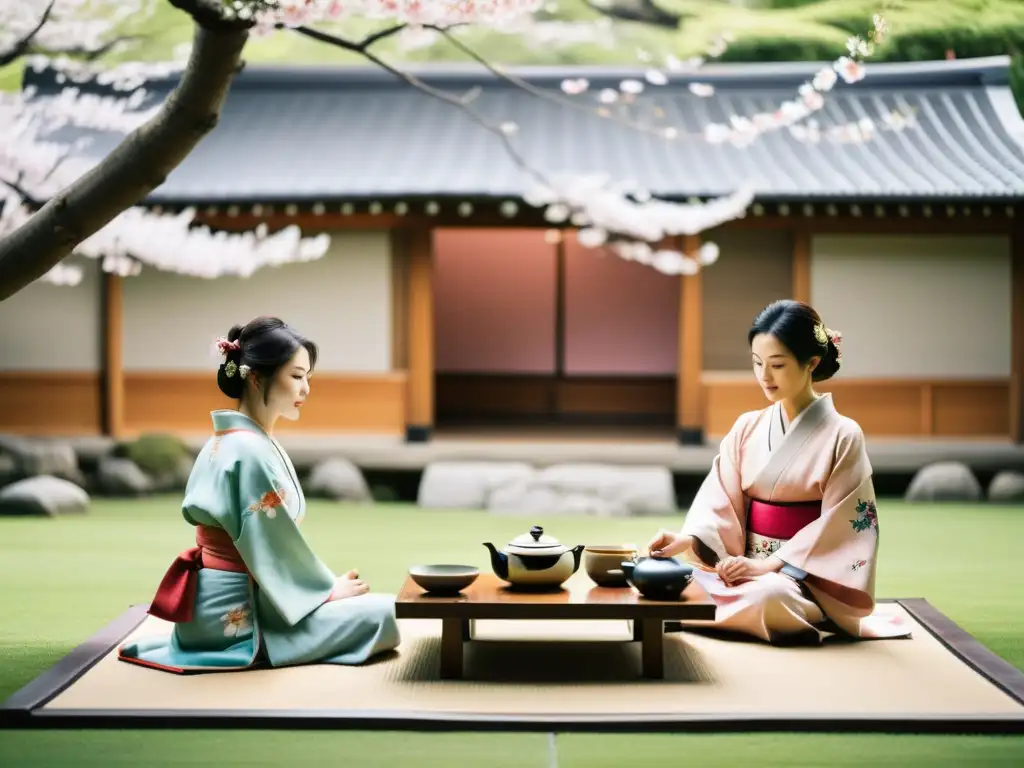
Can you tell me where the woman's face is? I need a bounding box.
[750,333,817,404]
[260,346,312,422]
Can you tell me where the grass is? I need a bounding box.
[0,497,1023,766]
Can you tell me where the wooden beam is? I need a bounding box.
[676,235,704,445]
[389,229,409,371]
[405,227,435,442]
[1012,221,1024,444]
[185,204,1021,242]
[102,272,124,438]
[792,230,811,303]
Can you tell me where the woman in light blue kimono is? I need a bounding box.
[118,316,400,673]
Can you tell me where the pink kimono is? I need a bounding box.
[681,394,911,643]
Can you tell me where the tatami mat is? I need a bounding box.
[39,602,1024,720]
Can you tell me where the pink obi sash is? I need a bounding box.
[748,499,822,540]
[147,525,249,623]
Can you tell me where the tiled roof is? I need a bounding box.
[25,55,1024,203]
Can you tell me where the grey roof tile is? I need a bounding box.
[23,56,1024,204]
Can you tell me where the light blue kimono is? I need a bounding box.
[118,409,400,672]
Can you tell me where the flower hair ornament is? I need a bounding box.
[223,361,251,380]
[214,336,240,356]
[213,336,250,380]
[814,323,843,366]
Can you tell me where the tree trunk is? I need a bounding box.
[0,23,248,301]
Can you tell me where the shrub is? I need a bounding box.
[113,433,191,477]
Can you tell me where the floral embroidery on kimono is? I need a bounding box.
[746,532,783,560]
[850,499,878,533]
[247,486,286,518]
[852,559,868,571]
[221,604,252,637]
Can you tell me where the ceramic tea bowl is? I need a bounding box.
[408,564,480,595]
[583,544,638,588]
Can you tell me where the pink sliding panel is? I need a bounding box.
[562,233,680,376]
[433,228,557,374]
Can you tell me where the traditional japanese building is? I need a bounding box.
[2,55,1022,445]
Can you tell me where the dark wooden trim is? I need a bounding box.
[434,373,677,426]
[897,598,1024,707]
[677,235,703,436]
[1011,221,1024,444]
[0,604,149,726]
[190,202,1018,237]
[101,272,124,438]
[405,226,434,436]
[4,600,1022,734]
[17,708,1024,733]
[554,234,566,378]
[388,228,410,371]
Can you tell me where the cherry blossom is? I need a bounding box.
[243,0,546,33]
[0,0,895,291]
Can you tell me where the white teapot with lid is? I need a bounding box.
[483,526,585,588]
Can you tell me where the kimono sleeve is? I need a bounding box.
[774,426,878,616]
[232,455,336,626]
[680,414,751,564]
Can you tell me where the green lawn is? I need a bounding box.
[0,497,1023,766]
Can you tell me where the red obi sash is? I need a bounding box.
[748,499,822,540]
[147,525,249,623]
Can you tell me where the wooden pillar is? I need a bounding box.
[101,272,124,438]
[405,226,434,442]
[676,235,704,445]
[792,230,811,303]
[389,229,409,371]
[1011,219,1024,444]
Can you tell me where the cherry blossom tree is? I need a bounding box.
[0,0,332,295]
[0,0,888,301]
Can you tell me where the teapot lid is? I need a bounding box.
[507,526,566,555]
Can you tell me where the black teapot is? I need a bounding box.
[621,555,694,601]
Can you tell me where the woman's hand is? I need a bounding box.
[646,530,694,559]
[328,568,369,601]
[716,556,773,587]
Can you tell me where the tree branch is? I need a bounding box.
[428,25,676,140]
[290,24,548,186]
[0,22,249,300]
[167,0,254,31]
[277,21,407,52]
[0,0,56,67]
[583,0,681,30]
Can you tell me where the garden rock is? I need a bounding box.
[904,461,982,502]
[96,456,153,496]
[418,461,536,509]
[987,471,1024,502]
[487,463,676,517]
[306,457,372,502]
[149,455,195,493]
[0,475,90,516]
[0,435,85,487]
[0,451,17,488]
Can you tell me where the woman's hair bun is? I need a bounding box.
[216,323,247,399]
[811,337,842,382]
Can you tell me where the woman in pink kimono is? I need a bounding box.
[647,299,910,644]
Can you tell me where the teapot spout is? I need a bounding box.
[482,543,508,580]
[620,560,636,583]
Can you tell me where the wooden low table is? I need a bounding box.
[395,573,716,680]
